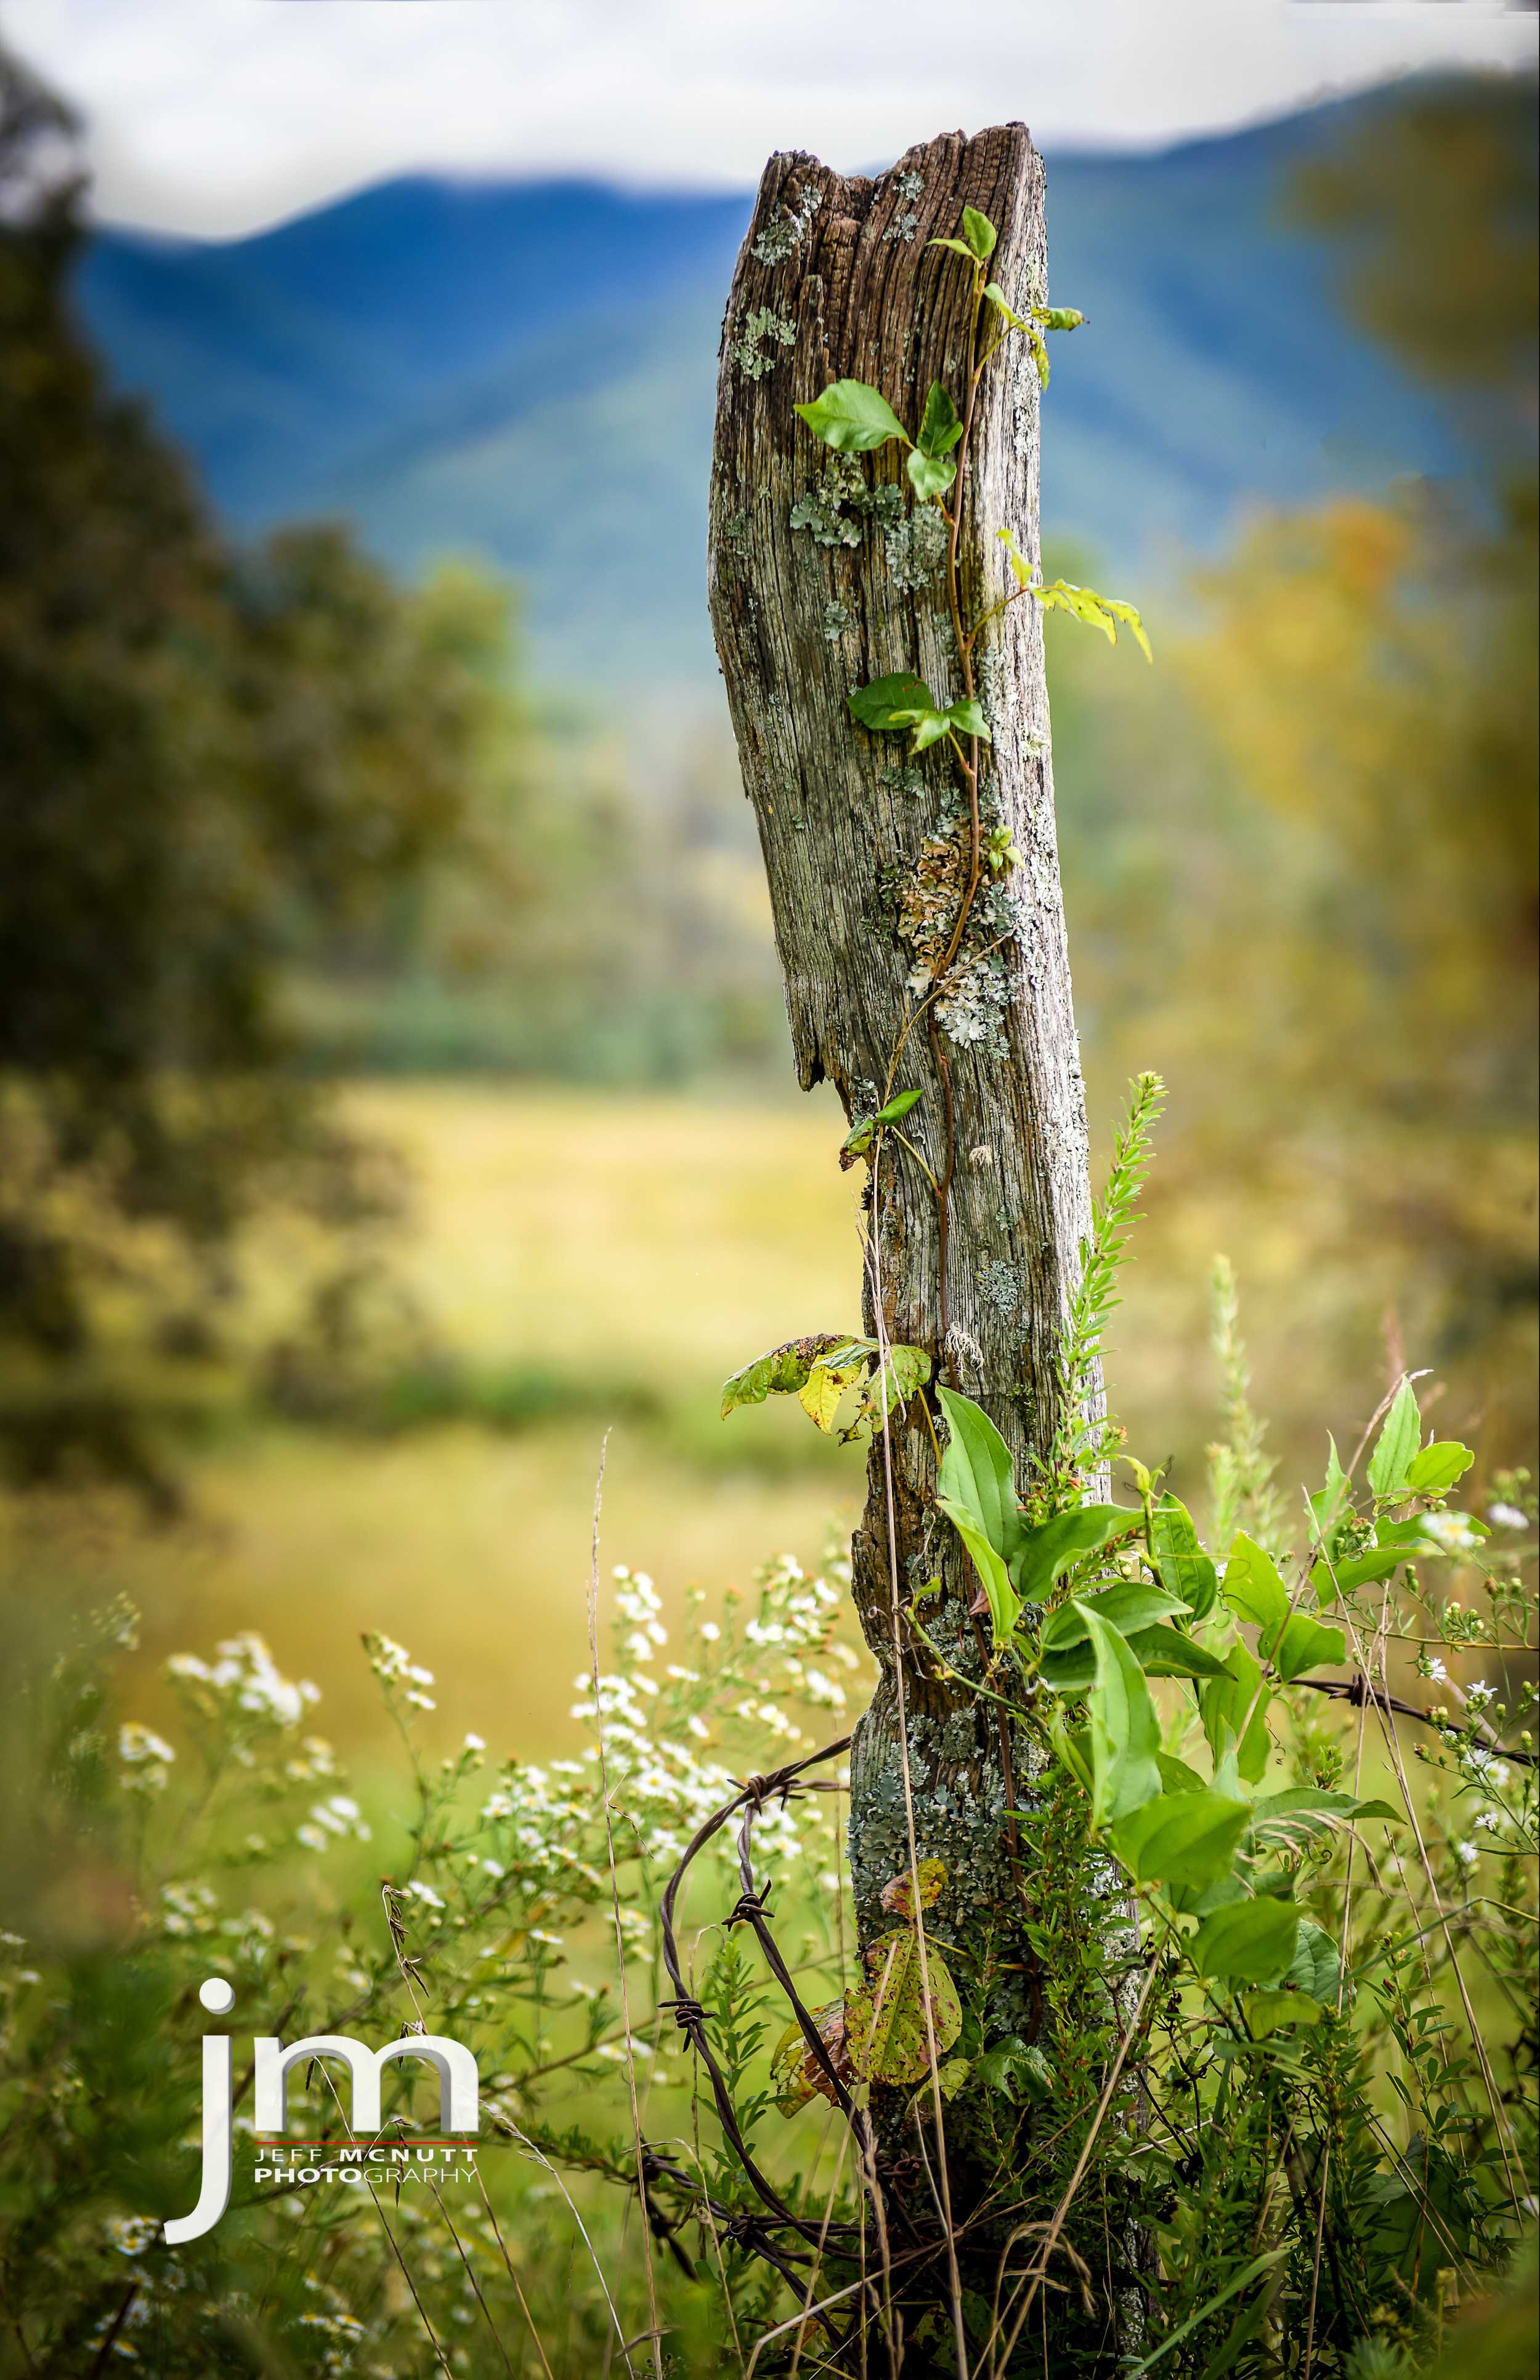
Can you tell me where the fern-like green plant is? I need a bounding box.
[1047,1069,1166,1503]
[1206,1252,1287,1549]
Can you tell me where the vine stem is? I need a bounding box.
[926,261,990,1364]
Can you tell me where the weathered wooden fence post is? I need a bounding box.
[710,139,1092,1967]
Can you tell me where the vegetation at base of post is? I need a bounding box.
[3,1256,1533,2374]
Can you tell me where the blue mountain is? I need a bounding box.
[72,91,1461,682]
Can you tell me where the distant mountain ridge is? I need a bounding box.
[73,89,1462,682]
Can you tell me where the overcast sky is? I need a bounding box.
[4,0,1535,239]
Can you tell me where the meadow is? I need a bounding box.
[48,1070,1520,1787]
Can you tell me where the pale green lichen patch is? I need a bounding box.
[885,504,949,590]
[753,184,823,266]
[731,306,796,380]
[882,169,926,246]
[822,600,854,642]
[790,456,904,549]
[979,1260,1023,1319]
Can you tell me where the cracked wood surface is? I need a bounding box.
[707,126,1099,1961]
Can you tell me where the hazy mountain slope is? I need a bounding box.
[73,91,1461,681]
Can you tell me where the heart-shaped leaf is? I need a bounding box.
[721,1333,847,1417]
[1404,1440,1474,1496]
[1270,1611,1347,1683]
[1109,1785,1250,1890]
[1040,1582,1189,1650]
[906,448,956,502]
[794,379,909,453]
[1010,1504,1135,1606]
[844,1929,962,2086]
[1222,1533,1290,1640]
[847,671,936,732]
[1191,1897,1300,1985]
[960,205,997,261]
[916,381,963,458]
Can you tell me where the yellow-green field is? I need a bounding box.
[81,1081,1531,1772]
[115,1085,870,1762]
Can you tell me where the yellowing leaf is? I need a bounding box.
[844,1929,962,2087]
[797,1361,859,1432]
[880,1858,946,1919]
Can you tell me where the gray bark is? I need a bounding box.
[707,129,1095,2034]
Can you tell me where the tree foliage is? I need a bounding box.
[0,42,500,1491]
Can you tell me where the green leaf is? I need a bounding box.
[975,2036,1053,2104]
[1109,1786,1250,1890]
[941,695,991,743]
[995,525,1034,589]
[935,2055,971,2100]
[1081,1606,1163,1827]
[1156,1752,1207,1795]
[916,380,963,459]
[1368,1378,1420,1499]
[1200,1640,1271,1786]
[1191,1898,1300,1985]
[926,236,978,264]
[1129,1625,1231,1681]
[1250,1787,1402,1852]
[1308,1435,1352,1547]
[1047,1701,1093,1795]
[960,206,997,261]
[847,671,936,732]
[1040,1581,1189,1651]
[794,379,909,453]
[1404,1440,1475,1496]
[844,1927,962,2086]
[938,1499,1020,1642]
[936,1386,1020,1561]
[1221,1531,1291,1641]
[1148,1495,1218,1621]
[1010,1504,1135,1606]
[1285,1919,1342,2004]
[840,1086,923,1162]
[877,1343,930,1404]
[1100,596,1154,663]
[1244,1988,1324,2038]
[982,280,1030,334]
[1036,1642,1099,1693]
[1037,306,1085,333]
[1270,1611,1347,1682]
[1035,577,1153,662]
[906,447,956,502]
[721,1333,846,1418]
[1310,1548,1403,1604]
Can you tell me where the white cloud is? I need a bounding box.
[2,0,1534,237]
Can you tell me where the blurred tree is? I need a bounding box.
[0,42,498,1496]
[1050,71,1538,1481]
[1287,72,1538,411]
